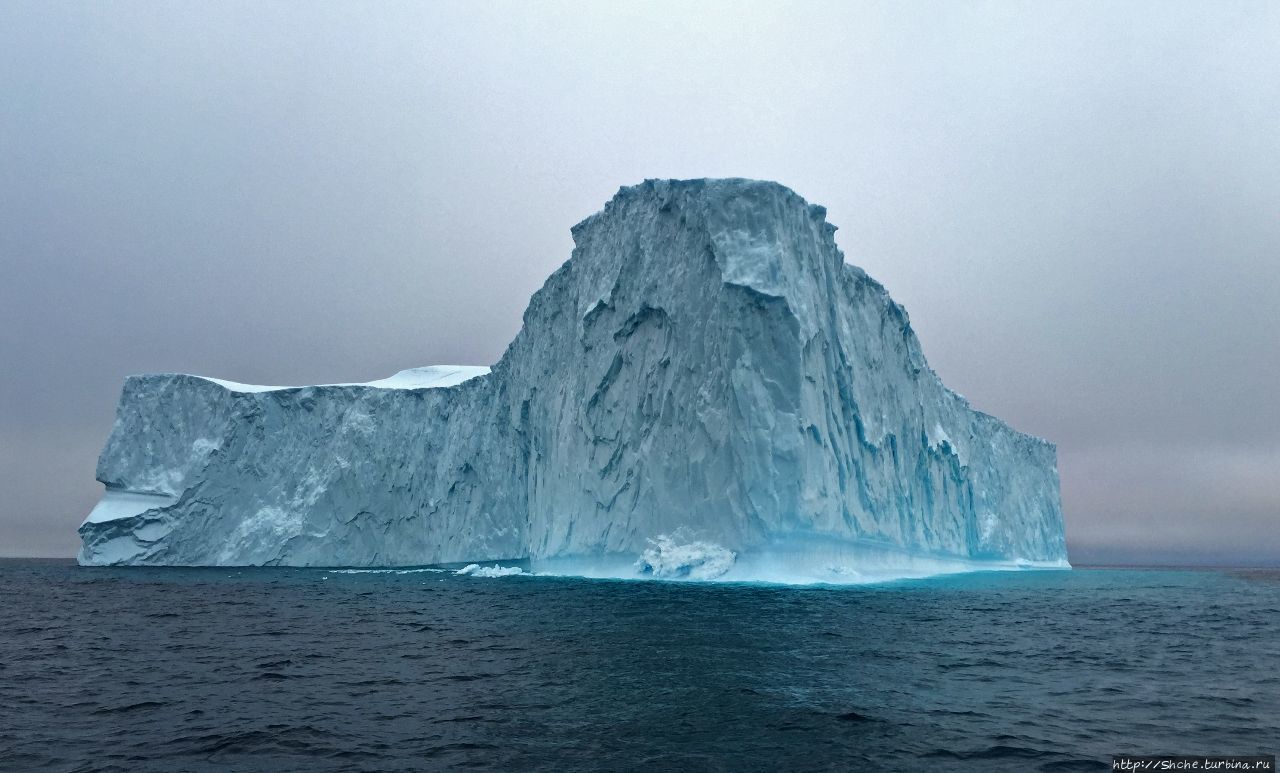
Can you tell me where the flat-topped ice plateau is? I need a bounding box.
[79,178,1069,582]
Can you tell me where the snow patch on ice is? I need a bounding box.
[636,531,737,580]
[200,365,490,393]
[927,422,967,466]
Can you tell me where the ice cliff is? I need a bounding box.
[79,179,1069,581]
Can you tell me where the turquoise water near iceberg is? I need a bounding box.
[0,560,1275,771]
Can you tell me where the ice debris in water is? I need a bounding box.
[636,531,737,580]
[330,568,449,575]
[455,564,525,578]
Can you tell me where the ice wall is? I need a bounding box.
[79,179,1068,580]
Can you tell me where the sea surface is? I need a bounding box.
[1,560,1276,772]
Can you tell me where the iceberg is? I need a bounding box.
[78,179,1069,581]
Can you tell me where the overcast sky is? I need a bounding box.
[2,1,1277,563]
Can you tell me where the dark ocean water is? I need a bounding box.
[0,560,1276,772]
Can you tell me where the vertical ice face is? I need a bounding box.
[79,179,1068,580]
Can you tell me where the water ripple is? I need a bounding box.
[0,560,1276,772]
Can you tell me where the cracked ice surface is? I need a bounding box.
[78,179,1068,581]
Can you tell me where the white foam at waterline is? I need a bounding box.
[533,536,1072,586]
[329,568,450,575]
[455,564,525,577]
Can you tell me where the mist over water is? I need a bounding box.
[2,561,1276,771]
